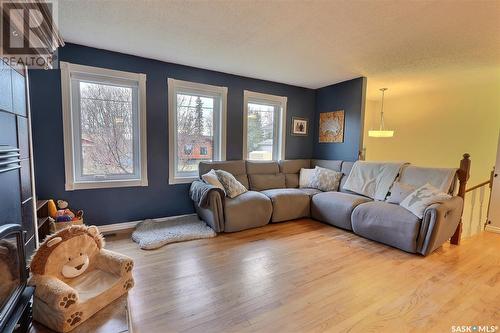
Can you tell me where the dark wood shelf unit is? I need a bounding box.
[36,200,50,243]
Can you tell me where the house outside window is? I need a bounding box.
[60,62,148,190]
[168,78,227,184]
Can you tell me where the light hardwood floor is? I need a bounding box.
[105,219,500,333]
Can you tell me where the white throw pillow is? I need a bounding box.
[386,182,416,204]
[299,168,315,188]
[310,166,343,192]
[202,169,225,191]
[215,169,248,198]
[400,183,452,218]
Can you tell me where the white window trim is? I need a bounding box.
[242,90,287,161]
[167,78,227,184]
[61,61,148,191]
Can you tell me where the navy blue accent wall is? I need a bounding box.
[313,77,366,162]
[29,43,316,225]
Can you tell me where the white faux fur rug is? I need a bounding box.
[131,214,216,250]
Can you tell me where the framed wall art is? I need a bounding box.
[291,117,308,136]
[319,110,344,143]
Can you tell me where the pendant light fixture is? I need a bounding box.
[368,88,394,138]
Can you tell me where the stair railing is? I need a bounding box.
[463,169,494,237]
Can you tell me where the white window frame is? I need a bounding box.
[243,90,287,161]
[167,78,227,184]
[61,61,148,191]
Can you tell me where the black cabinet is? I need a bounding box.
[0,166,22,224]
[0,111,17,145]
[0,61,36,259]
[12,69,27,117]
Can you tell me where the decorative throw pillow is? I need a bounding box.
[202,169,225,192]
[310,166,343,192]
[400,183,451,218]
[215,169,248,198]
[299,168,315,188]
[386,182,416,204]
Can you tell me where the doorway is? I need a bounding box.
[486,132,500,233]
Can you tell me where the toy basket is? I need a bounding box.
[49,217,85,233]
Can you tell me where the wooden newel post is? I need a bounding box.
[450,153,471,245]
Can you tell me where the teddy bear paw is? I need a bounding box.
[124,261,133,273]
[66,311,83,326]
[123,278,134,291]
[60,294,77,308]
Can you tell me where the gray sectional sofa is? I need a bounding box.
[191,159,463,256]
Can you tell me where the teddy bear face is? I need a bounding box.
[44,234,99,279]
[62,251,89,278]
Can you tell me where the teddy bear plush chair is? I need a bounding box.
[29,225,134,332]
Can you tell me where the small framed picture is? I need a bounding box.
[291,117,308,136]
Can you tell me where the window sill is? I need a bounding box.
[66,179,148,191]
[168,176,198,185]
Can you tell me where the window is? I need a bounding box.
[243,90,287,160]
[168,78,227,184]
[184,144,193,155]
[61,62,148,190]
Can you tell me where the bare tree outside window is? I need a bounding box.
[79,82,134,176]
[247,102,275,160]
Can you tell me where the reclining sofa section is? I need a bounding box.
[192,159,467,256]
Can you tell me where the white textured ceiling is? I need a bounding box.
[58,0,500,98]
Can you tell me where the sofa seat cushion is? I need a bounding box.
[351,201,421,253]
[223,191,272,232]
[311,192,371,230]
[298,188,322,197]
[261,189,311,223]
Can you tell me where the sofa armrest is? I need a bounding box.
[194,190,224,232]
[94,249,134,276]
[29,274,79,309]
[418,196,464,255]
[189,180,225,208]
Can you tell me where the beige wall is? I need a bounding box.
[363,72,500,237]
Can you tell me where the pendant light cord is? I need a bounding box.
[379,88,387,131]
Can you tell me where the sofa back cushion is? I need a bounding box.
[311,159,342,172]
[398,165,457,194]
[279,159,311,188]
[339,161,355,193]
[246,161,286,191]
[199,160,249,189]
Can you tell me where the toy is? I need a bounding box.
[57,200,69,210]
[56,215,72,222]
[56,209,75,219]
[29,225,134,332]
[48,199,84,231]
[48,199,58,219]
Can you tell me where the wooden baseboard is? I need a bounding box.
[98,221,138,234]
[97,214,197,234]
[485,224,500,234]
